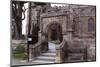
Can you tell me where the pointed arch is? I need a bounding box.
[88,17,95,32]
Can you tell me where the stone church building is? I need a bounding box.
[26,2,96,63]
[11,1,96,64]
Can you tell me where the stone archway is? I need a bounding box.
[40,16,69,62]
[46,22,63,42]
[43,22,63,60]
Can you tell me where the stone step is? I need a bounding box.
[36,56,55,61]
[31,42,56,64]
[41,52,56,57]
[48,50,56,53]
[32,60,55,64]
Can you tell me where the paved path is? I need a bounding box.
[48,42,56,52]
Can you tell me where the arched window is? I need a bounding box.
[88,18,95,32]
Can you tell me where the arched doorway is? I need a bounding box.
[47,23,62,42]
[46,22,63,52]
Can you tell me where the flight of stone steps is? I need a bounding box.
[32,42,56,64]
[32,50,56,64]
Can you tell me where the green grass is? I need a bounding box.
[12,44,27,60]
[13,53,27,60]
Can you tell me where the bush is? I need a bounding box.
[13,53,27,60]
[13,45,26,54]
[12,45,27,60]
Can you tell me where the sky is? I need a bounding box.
[22,3,28,35]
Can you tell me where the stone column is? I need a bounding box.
[29,45,33,61]
[63,29,73,42]
[55,45,61,63]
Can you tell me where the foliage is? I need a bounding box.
[13,53,27,60]
[12,44,27,60]
[13,45,26,54]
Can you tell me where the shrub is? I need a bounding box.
[13,53,27,60]
[12,44,27,60]
[13,45,26,54]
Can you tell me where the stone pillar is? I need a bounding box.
[29,45,33,61]
[59,12,73,62]
[55,45,61,63]
[40,34,48,52]
[63,29,73,42]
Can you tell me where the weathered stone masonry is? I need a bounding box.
[27,3,96,62]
